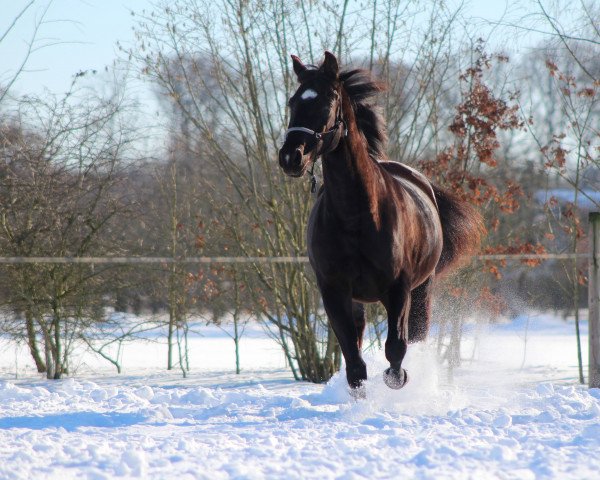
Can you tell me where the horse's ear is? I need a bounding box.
[291,55,307,79]
[322,51,339,79]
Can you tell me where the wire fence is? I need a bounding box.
[0,253,589,264]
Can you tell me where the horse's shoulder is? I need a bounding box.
[377,160,438,210]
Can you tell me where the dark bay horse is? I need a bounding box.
[278,52,484,393]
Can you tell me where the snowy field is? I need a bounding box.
[1,312,599,479]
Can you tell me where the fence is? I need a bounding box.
[0,212,599,387]
[0,254,589,264]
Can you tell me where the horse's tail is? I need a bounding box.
[433,185,486,275]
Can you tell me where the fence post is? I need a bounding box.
[589,212,600,388]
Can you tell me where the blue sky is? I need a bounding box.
[1,0,554,99]
[1,0,145,97]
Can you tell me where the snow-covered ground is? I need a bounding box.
[0,312,599,479]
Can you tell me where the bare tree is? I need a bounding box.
[131,0,345,381]
[1,1,48,105]
[128,0,511,382]
[518,1,600,383]
[0,76,140,378]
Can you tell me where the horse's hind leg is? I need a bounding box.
[352,302,366,351]
[408,277,433,343]
[383,276,411,389]
[320,283,367,391]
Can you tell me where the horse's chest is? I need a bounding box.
[308,207,394,282]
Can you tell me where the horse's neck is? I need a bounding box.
[321,92,381,227]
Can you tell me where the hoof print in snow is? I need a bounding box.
[383,367,408,389]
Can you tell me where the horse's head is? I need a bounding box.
[278,51,345,178]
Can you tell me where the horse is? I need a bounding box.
[278,51,484,393]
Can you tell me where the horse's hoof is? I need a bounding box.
[383,367,408,389]
[349,384,367,400]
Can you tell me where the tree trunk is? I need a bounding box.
[167,303,175,370]
[51,302,63,379]
[25,309,46,373]
[234,336,240,375]
[43,329,55,379]
[233,313,241,374]
[176,321,188,378]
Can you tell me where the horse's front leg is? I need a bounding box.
[383,276,411,389]
[319,282,367,391]
[352,301,366,351]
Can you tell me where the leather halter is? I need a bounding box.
[284,90,346,155]
[284,93,346,192]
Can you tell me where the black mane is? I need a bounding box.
[339,68,388,161]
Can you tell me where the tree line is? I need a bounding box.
[0,0,598,381]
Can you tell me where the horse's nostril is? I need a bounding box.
[293,149,303,167]
[279,149,290,168]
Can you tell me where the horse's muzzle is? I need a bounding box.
[278,144,306,177]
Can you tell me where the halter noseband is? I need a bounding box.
[284,122,346,143]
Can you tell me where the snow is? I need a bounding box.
[1,312,599,479]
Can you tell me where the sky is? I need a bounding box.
[0,0,556,101]
[1,0,145,97]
